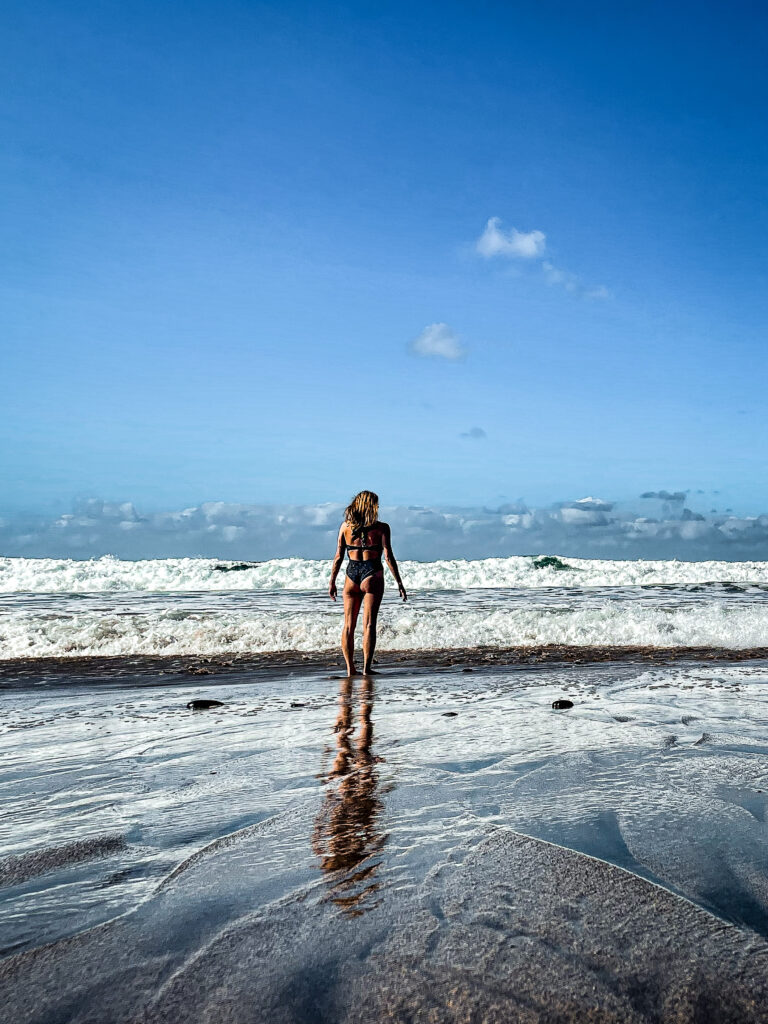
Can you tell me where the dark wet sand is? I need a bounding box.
[2,832,768,1023]
[3,643,768,688]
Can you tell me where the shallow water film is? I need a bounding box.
[3,659,768,959]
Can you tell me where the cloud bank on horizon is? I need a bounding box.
[3,494,768,562]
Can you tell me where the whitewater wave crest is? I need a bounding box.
[2,593,768,659]
[4,554,768,594]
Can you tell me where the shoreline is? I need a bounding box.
[2,643,768,687]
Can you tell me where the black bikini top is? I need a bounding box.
[347,525,382,553]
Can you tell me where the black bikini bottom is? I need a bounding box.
[346,559,383,585]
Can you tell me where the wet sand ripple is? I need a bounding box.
[3,832,768,1023]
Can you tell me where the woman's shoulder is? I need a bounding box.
[340,519,388,533]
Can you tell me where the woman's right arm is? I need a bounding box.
[329,525,346,601]
[382,523,407,602]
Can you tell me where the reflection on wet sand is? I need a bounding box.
[312,676,386,916]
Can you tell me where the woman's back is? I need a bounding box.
[344,521,384,562]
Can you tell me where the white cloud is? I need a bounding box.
[475,217,546,259]
[542,260,578,292]
[558,506,609,526]
[543,261,610,300]
[410,323,465,360]
[4,495,768,561]
[474,217,609,299]
[565,496,614,512]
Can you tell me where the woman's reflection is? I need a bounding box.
[312,675,386,916]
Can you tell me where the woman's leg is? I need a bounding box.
[360,572,385,674]
[342,577,363,675]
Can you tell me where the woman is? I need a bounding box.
[329,490,407,676]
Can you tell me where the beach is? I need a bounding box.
[7,0,768,1014]
[3,557,768,1020]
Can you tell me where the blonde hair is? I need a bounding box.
[344,491,379,534]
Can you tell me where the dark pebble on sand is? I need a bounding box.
[290,702,306,709]
[187,699,224,710]
[552,699,574,710]
[462,668,474,673]
[442,711,459,717]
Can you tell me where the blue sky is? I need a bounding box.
[2,0,767,518]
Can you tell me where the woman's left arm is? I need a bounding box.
[329,525,346,601]
[382,523,407,602]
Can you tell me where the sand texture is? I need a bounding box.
[4,646,768,688]
[3,831,768,1024]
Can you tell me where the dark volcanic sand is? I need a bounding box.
[3,644,768,689]
[2,832,768,1023]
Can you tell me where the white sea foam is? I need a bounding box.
[2,591,768,658]
[3,555,768,659]
[4,554,768,594]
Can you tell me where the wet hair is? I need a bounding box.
[344,491,379,535]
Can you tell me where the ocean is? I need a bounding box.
[3,553,768,658]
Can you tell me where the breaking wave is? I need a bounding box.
[3,555,768,660]
[4,554,768,594]
[2,590,768,659]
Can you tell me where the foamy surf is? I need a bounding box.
[4,553,768,593]
[2,577,768,658]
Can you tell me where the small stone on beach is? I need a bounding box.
[552,699,574,710]
[186,699,224,710]
[442,711,458,717]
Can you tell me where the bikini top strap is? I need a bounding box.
[347,523,381,552]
